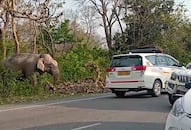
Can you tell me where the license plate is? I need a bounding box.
[118,71,130,76]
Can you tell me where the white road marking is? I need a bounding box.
[0,94,112,112]
[71,123,101,130]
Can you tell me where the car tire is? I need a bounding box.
[168,94,177,105]
[114,91,126,98]
[148,80,162,97]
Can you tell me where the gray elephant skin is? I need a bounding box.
[2,53,60,82]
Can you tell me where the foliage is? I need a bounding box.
[0,66,53,100]
[0,57,61,104]
[52,20,77,43]
[112,0,191,65]
[58,43,110,82]
[152,15,191,64]
[0,0,65,55]
[113,0,175,51]
[37,20,80,56]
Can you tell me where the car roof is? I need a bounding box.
[112,53,166,57]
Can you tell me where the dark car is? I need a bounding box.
[166,69,191,105]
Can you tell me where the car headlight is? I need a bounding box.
[170,72,177,80]
[171,98,185,117]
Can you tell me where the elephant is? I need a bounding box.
[2,53,60,83]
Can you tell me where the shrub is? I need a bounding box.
[0,67,52,98]
[57,43,110,82]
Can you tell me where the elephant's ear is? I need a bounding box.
[37,58,45,71]
[52,60,58,67]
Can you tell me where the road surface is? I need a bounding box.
[0,92,171,130]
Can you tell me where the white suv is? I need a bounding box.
[105,48,184,97]
[165,83,191,130]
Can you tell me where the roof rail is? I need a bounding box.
[129,46,163,53]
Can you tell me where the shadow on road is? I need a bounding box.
[112,91,168,99]
[61,92,172,113]
[116,91,152,98]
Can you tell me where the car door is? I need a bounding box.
[157,54,183,88]
[155,55,173,88]
[164,55,183,78]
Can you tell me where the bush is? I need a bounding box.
[0,67,52,98]
[57,43,110,82]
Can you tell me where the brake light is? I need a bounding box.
[131,65,146,71]
[107,67,116,72]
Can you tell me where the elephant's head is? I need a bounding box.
[37,54,60,82]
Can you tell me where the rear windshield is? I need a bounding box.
[110,55,142,67]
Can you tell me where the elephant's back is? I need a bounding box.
[2,56,21,70]
[3,53,40,70]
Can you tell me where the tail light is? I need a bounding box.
[131,65,146,71]
[107,67,116,72]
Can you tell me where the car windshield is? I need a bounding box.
[110,55,142,67]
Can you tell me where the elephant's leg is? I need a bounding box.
[22,69,35,85]
[25,73,38,86]
[31,73,37,86]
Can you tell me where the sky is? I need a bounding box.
[175,0,191,16]
[64,0,191,16]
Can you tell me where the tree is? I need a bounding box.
[113,0,176,52]
[52,20,76,44]
[76,0,123,52]
[0,0,64,57]
[0,0,11,59]
[112,0,191,65]
[79,6,98,42]
[37,20,77,54]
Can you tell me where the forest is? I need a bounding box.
[0,0,191,104]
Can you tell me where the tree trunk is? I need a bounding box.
[32,21,37,54]
[101,9,112,51]
[11,0,20,54]
[0,29,6,60]
[0,10,10,60]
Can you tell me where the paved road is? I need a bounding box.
[0,92,171,130]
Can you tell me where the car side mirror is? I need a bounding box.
[178,63,184,67]
[172,63,183,67]
[185,82,191,89]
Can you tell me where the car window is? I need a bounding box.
[156,55,168,66]
[110,55,142,67]
[164,56,179,66]
[145,55,157,65]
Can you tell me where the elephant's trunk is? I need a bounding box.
[51,69,60,83]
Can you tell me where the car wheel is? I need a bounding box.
[168,94,177,105]
[114,91,126,98]
[150,80,162,97]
